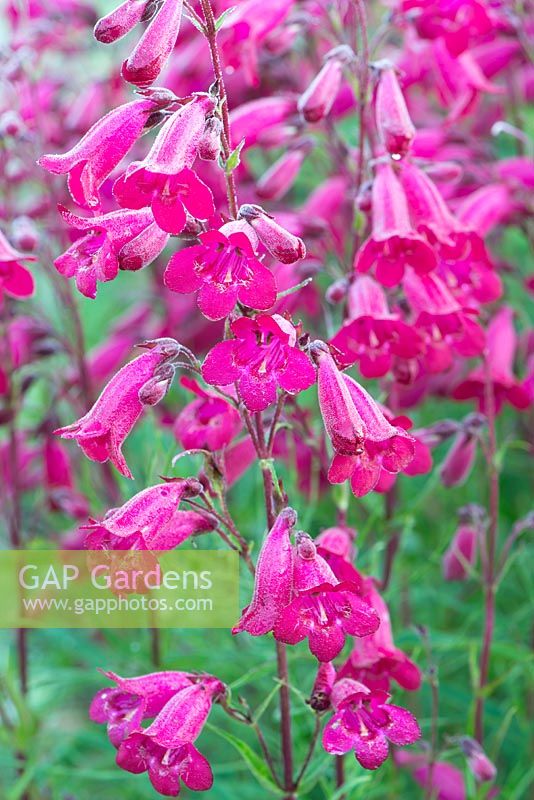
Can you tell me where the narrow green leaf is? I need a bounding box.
[206,724,283,795]
[225,139,245,174]
[215,6,237,31]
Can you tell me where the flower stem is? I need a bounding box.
[199,0,239,218]
[335,755,346,798]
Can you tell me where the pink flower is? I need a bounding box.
[354,163,437,287]
[308,662,337,711]
[256,141,312,201]
[0,229,35,299]
[330,275,423,375]
[39,99,163,209]
[233,508,297,636]
[94,0,152,44]
[164,221,277,320]
[90,669,195,746]
[440,414,484,487]
[311,342,415,497]
[322,678,420,769]
[461,737,497,783]
[55,339,181,478]
[116,677,224,796]
[83,478,212,551]
[298,51,345,123]
[238,204,306,264]
[374,67,415,158]
[453,307,531,412]
[55,205,168,298]
[174,377,241,452]
[442,524,478,581]
[202,315,315,412]
[413,762,466,800]
[230,96,297,151]
[44,439,89,519]
[121,0,184,88]
[113,96,215,234]
[272,532,379,661]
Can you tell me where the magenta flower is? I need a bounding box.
[330,275,423,375]
[272,532,379,661]
[0,229,35,299]
[94,0,151,44]
[453,307,531,412]
[164,221,277,320]
[230,96,297,150]
[312,342,415,497]
[256,142,312,202]
[116,677,224,796]
[442,525,478,581]
[83,478,212,550]
[233,508,297,637]
[396,753,466,800]
[238,204,306,264]
[323,678,420,769]
[55,339,181,478]
[113,96,215,234]
[174,377,241,452]
[374,67,415,158]
[44,439,89,519]
[354,163,437,287]
[308,662,337,711]
[202,315,315,412]
[55,205,168,298]
[461,737,497,783]
[120,0,184,87]
[298,52,345,123]
[39,99,163,209]
[90,669,195,747]
[440,416,483,487]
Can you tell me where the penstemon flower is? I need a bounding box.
[0,229,35,299]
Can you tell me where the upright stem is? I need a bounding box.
[353,0,370,196]
[199,0,239,218]
[474,357,499,744]
[335,755,346,799]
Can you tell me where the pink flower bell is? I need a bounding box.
[374,67,415,158]
[0,229,35,299]
[442,524,478,581]
[311,342,415,497]
[330,275,423,375]
[202,315,315,412]
[121,0,184,88]
[113,95,216,234]
[55,339,181,478]
[322,678,420,769]
[55,205,168,298]
[174,377,241,452]
[238,204,306,264]
[256,141,312,201]
[298,51,345,123]
[164,221,277,320]
[39,99,164,209]
[44,439,89,519]
[94,0,152,44]
[354,163,437,287]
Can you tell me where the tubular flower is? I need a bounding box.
[311,342,415,497]
[44,438,89,519]
[0,229,35,299]
[272,532,380,661]
[164,221,277,320]
[39,99,165,209]
[116,677,225,796]
[298,51,345,122]
[330,275,423,375]
[442,524,478,581]
[453,307,531,412]
[90,669,196,747]
[120,0,184,87]
[113,95,216,234]
[354,163,437,287]
[256,141,312,201]
[374,67,415,158]
[55,205,168,298]
[94,0,153,44]
[55,339,181,478]
[202,315,316,412]
[174,377,241,451]
[238,204,306,264]
[323,678,421,770]
[83,478,210,551]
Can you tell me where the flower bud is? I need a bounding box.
[256,142,312,201]
[238,204,306,263]
[460,737,497,783]
[298,56,344,123]
[0,110,25,138]
[308,662,336,712]
[138,363,175,406]
[375,67,415,158]
[11,216,39,252]
[442,525,478,581]
[198,115,223,161]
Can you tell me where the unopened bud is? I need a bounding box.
[238,204,306,264]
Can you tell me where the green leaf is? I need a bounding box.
[206,724,283,795]
[215,6,237,31]
[225,139,245,174]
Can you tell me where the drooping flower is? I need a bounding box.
[174,377,241,452]
[90,669,196,747]
[330,275,423,375]
[39,99,165,209]
[202,315,315,412]
[453,307,531,412]
[440,413,484,487]
[442,524,478,581]
[0,229,35,300]
[354,163,437,287]
[120,0,184,88]
[311,342,415,497]
[55,339,181,478]
[54,205,168,298]
[460,737,497,783]
[94,0,152,44]
[395,752,467,800]
[374,66,415,158]
[164,221,277,320]
[44,438,89,519]
[238,204,306,264]
[233,508,296,636]
[256,141,313,201]
[113,95,216,234]
[272,532,379,661]
[308,662,337,711]
[298,49,347,122]
[322,678,420,769]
